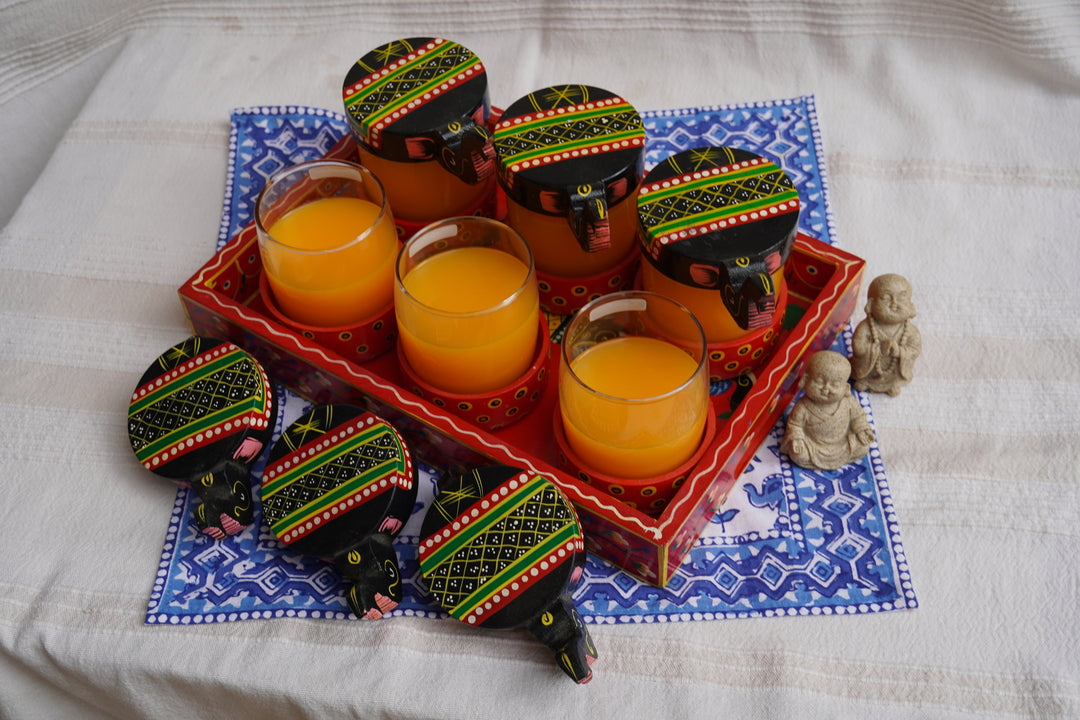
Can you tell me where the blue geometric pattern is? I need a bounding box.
[146,98,916,626]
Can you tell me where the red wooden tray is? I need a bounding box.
[178,138,865,587]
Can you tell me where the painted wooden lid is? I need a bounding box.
[262,404,416,558]
[342,37,493,183]
[637,145,800,330]
[493,85,645,252]
[127,335,275,479]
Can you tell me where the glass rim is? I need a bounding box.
[254,159,390,256]
[560,290,708,404]
[394,216,537,320]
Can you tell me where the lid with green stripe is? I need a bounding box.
[342,37,493,184]
[127,336,277,540]
[637,146,800,327]
[418,465,596,682]
[493,85,645,253]
[262,404,416,559]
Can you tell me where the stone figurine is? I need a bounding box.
[852,273,921,396]
[782,351,875,470]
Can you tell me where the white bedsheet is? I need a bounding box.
[2,1,1078,717]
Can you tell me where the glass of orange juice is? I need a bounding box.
[394,217,540,396]
[255,160,398,328]
[559,291,709,479]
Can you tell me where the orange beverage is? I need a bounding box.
[505,194,639,278]
[641,262,787,342]
[256,161,397,328]
[357,145,494,223]
[636,146,799,344]
[395,219,539,395]
[493,85,646,311]
[343,38,495,228]
[559,292,709,479]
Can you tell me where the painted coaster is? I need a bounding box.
[704,278,790,381]
[552,400,718,515]
[127,336,276,540]
[396,319,552,430]
[537,245,640,314]
[419,465,597,684]
[258,271,397,363]
[262,404,417,620]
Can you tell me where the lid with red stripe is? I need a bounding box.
[127,335,275,479]
[493,85,645,253]
[342,37,493,184]
[262,404,416,558]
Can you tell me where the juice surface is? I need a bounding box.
[263,196,398,327]
[396,246,539,394]
[560,336,707,479]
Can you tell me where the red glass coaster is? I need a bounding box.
[396,319,552,430]
[258,272,397,364]
[536,247,640,314]
[551,402,718,516]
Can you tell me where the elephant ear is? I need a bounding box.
[335,533,403,620]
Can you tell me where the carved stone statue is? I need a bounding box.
[782,351,875,470]
[852,273,921,396]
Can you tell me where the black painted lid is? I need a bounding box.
[637,146,800,328]
[418,465,586,629]
[262,404,417,559]
[342,37,493,183]
[127,336,275,480]
[493,85,645,239]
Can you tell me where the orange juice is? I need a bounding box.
[357,145,494,223]
[505,195,639,278]
[396,246,539,394]
[261,196,398,328]
[560,336,708,479]
[641,262,787,342]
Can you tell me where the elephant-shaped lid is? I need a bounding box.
[493,84,645,254]
[127,336,276,539]
[263,404,417,619]
[342,37,494,185]
[419,465,597,682]
[637,145,801,330]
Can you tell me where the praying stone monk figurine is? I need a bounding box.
[782,351,875,470]
[851,273,921,396]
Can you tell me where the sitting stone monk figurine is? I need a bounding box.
[852,273,921,396]
[782,351,875,470]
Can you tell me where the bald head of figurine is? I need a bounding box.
[802,351,852,404]
[867,274,915,325]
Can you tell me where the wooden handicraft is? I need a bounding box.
[262,404,417,620]
[127,336,276,539]
[342,36,496,235]
[179,131,866,588]
[419,465,597,683]
[493,84,646,312]
[637,146,800,380]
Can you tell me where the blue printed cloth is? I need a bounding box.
[146,98,917,626]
